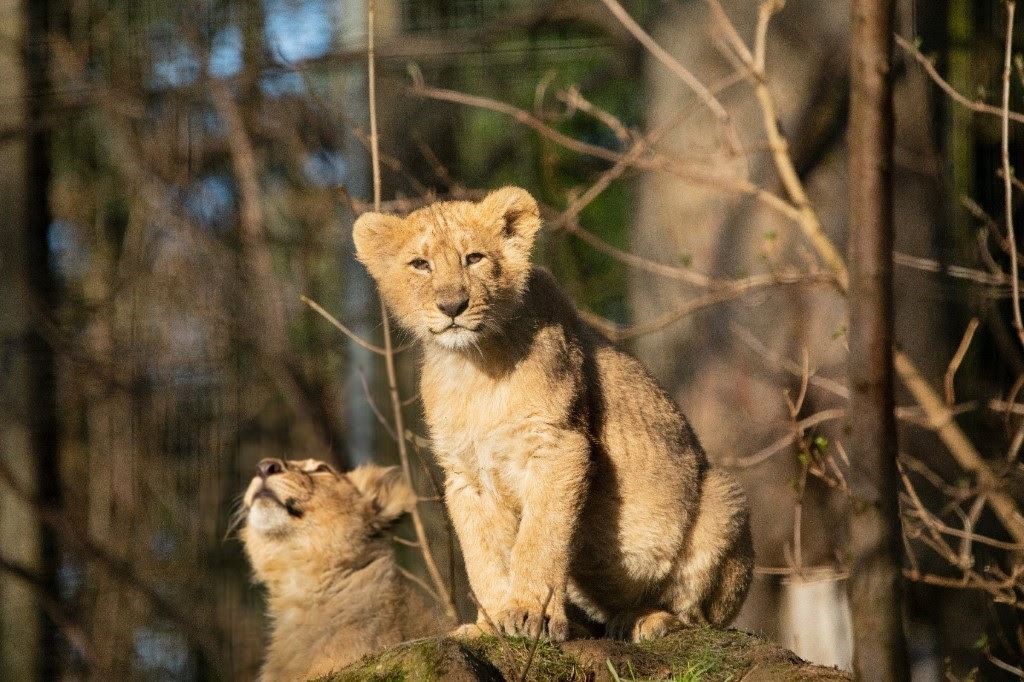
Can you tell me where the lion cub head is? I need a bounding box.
[241,458,415,586]
[353,187,541,351]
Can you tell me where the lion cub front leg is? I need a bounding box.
[445,473,518,636]
[497,430,589,642]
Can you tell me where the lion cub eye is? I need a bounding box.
[313,463,332,474]
[409,258,430,272]
[465,252,485,265]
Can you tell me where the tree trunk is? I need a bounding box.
[23,0,60,677]
[0,0,39,677]
[847,0,909,679]
[0,1,58,678]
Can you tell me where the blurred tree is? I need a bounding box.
[846,0,908,677]
[0,0,42,679]
[0,0,60,679]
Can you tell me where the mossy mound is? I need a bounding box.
[321,627,850,681]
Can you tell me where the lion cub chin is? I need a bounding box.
[354,187,754,643]
[241,458,438,681]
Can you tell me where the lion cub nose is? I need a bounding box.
[257,458,285,479]
[437,296,469,319]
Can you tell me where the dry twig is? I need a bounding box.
[596,0,743,159]
[367,0,457,621]
[944,318,980,405]
[895,34,1024,125]
[1000,2,1024,350]
[518,587,555,682]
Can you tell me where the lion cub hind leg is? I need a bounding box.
[669,469,754,627]
[607,610,682,642]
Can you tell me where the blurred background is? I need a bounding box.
[1,0,1023,679]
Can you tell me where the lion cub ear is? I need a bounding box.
[352,212,407,277]
[478,186,541,249]
[346,464,416,528]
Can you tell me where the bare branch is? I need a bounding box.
[301,295,388,355]
[895,351,1024,544]
[596,0,743,158]
[368,0,458,622]
[895,34,1024,126]
[518,587,555,682]
[1000,2,1024,350]
[730,408,847,468]
[894,252,1012,288]
[584,271,835,342]
[944,318,980,405]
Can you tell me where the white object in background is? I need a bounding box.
[780,577,854,671]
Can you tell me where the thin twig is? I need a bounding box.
[367,0,457,622]
[894,251,1011,288]
[398,565,441,603]
[596,0,743,158]
[753,1,785,73]
[754,564,848,580]
[703,0,848,290]
[407,72,800,222]
[391,535,420,548]
[1007,418,1024,463]
[585,271,835,341]
[986,650,1024,677]
[730,408,847,468]
[895,351,1024,544]
[895,34,1024,125]
[704,0,755,66]
[518,587,555,682]
[944,318,980,405]
[558,86,633,143]
[1001,2,1023,350]
[301,294,388,355]
[730,323,850,399]
[357,367,397,441]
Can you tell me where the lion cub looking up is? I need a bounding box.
[241,458,436,680]
[354,187,753,643]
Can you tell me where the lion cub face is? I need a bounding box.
[241,458,415,581]
[353,187,541,350]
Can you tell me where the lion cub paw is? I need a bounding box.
[607,610,682,642]
[449,621,496,639]
[494,604,569,642]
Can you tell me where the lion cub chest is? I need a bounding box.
[421,354,558,499]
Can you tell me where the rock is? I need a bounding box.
[320,627,851,681]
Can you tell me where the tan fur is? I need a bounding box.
[354,187,753,642]
[240,459,435,680]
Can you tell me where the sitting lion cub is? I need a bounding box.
[241,458,436,680]
[353,187,753,643]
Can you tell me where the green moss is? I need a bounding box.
[321,628,850,681]
[459,635,587,680]
[322,637,449,682]
[579,629,752,681]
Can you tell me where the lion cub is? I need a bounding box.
[241,458,436,680]
[353,187,753,643]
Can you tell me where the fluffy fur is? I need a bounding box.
[241,458,434,680]
[353,187,753,642]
